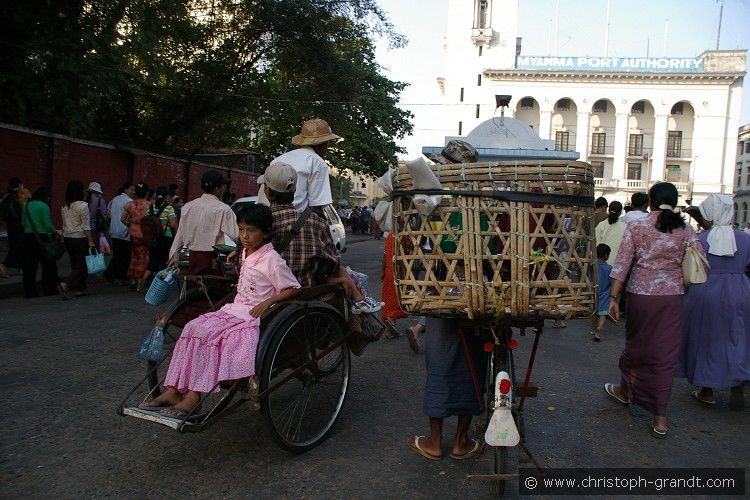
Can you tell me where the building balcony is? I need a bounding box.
[589,145,615,157]
[666,148,692,159]
[471,28,494,46]
[594,178,690,194]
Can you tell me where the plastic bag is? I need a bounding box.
[98,234,111,255]
[85,248,107,274]
[138,319,165,361]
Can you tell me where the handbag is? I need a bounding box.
[682,243,709,286]
[85,248,107,274]
[24,204,66,261]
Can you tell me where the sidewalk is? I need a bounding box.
[0,231,379,299]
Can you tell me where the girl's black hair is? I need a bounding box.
[607,200,623,224]
[236,203,273,234]
[134,182,149,199]
[64,180,85,206]
[594,196,608,209]
[649,182,685,233]
[31,186,49,202]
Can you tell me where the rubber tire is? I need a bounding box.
[259,303,350,453]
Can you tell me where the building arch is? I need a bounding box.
[513,96,540,132]
[551,97,578,151]
[666,101,695,183]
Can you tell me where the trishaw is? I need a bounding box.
[391,158,597,495]
[119,248,375,453]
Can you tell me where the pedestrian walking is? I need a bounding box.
[595,200,626,266]
[591,243,612,342]
[60,180,96,298]
[122,182,152,290]
[604,182,704,438]
[146,186,177,276]
[0,177,30,278]
[86,182,108,251]
[679,194,750,410]
[20,187,60,298]
[105,182,134,284]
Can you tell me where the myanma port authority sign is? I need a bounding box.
[516,56,704,73]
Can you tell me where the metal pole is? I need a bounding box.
[716,0,724,50]
[604,0,611,57]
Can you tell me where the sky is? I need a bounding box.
[373,0,750,159]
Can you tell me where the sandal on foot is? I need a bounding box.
[406,328,422,354]
[160,405,202,420]
[383,319,401,339]
[649,423,668,439]
[604,383,630,405]
[56,283,69,300]
[593,336,601,342]
[691,390,716,406]
[407,436,442,461]
[450,439,484,460]
[138,400,174,411]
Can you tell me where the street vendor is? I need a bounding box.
[407,318,487,460]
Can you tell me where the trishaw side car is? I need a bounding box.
[118,255,367,453]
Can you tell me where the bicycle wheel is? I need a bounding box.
[259,303,350,453]
[491,325,513,496]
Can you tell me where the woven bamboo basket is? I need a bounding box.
[391,160,597,320]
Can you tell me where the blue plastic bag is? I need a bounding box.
[138,321,164,361]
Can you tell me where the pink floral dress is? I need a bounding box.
[164,243,300,393]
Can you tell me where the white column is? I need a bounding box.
[538,109,553,140]
[575,111,590,162]
[651,113,669,183]
[611,112,629,180]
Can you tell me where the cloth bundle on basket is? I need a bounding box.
[85,248,107,274]
[144,267,179,306]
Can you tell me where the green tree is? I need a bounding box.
[0,0,412,176]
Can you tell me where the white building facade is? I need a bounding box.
[438,0,747,206]
[736,124,750,225]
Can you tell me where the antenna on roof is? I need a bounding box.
[716,0,724,50]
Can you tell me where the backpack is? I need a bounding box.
[140,205,164,247]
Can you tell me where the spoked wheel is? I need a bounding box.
[490,325,514,497]
[259,303,350,453]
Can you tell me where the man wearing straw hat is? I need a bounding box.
[260,118,341,214]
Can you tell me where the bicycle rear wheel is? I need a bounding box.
[259,303,350,453]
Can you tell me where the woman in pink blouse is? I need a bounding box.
[604,182,704,438]
[139,204,300,418]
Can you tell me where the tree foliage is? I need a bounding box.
[0,0,412,176]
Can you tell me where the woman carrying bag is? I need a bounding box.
[60,181,96,298]
[21,187,61,298]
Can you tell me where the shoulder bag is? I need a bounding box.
[25,204,66,261]
[682,242,709,286]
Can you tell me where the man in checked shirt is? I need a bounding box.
[260,162,378,354]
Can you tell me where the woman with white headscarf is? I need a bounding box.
[679,194,750,410]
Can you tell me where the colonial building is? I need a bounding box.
[736,124,750,225]
[436,0,747,206]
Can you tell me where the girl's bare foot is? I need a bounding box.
[161,391,202,417]
[139,388,183,409]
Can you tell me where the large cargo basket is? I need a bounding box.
[391,160,597,320]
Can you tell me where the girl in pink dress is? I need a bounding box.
[140,204,300,418]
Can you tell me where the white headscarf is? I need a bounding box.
[698,194,737,256]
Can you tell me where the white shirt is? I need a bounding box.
[108,192,132,240]
[271,147,332,211]
[595,218,627,266]
[621,210,649,224]
[168,193,239,258]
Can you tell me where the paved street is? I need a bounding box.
[1,237,748,498]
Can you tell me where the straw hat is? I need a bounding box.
[291,119,342,146]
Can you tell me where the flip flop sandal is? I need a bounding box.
[604,383,630,405]
[450,439,484,460]
[691,390,716,405]
[138,400,174,411]
[56,284,69,300]
[649,423,668,439]
[160,405,203,421]
[405,328,422,354]
[408,436,442,461]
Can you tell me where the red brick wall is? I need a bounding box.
[0,125,260,227]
